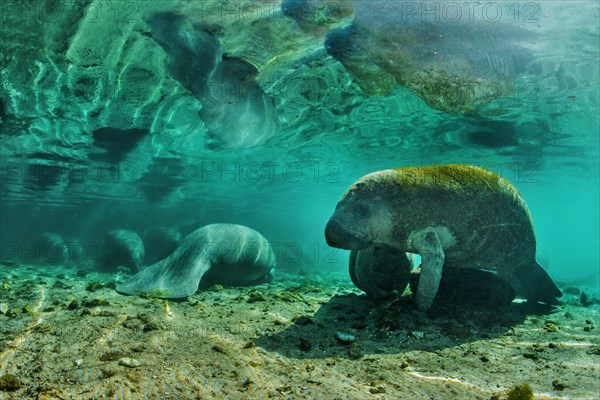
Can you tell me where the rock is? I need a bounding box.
[0,303,8,314]
[411,331,424,340]
[299,338,312,352]
[292,315,314,326]
[247,290,267,303]
[563,287,580,295]
[0,374,20,391]
[118,357,141,368]
[335,331,356,344]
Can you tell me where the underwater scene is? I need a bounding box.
[0,0,599,399]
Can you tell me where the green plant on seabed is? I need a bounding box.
[507,383,534,400]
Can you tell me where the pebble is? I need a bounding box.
[118,357,141,368]
[335,331,356,344]
[0,303,8,314]
[411,331,425,340]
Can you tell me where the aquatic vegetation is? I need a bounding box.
[273,291,305,303]
[506,383,534,400]
[543,321,560,332]
[140,289,172,299]
[247,290,267,303]
[0,374,20,391]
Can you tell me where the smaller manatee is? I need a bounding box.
[28,232,67,265]
[98,229,144,273]
[116,224,275,298]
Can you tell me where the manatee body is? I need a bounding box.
[116,224,276,298]
[98,229,145,273]
[325,164,562,310]
[29,232,67,265]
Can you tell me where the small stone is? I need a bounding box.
[101,366,118,378]
[348,342,363,359]
[53,280,70,289]
[292,315,313,326]
[0,303,8,314]
[76,269,89,278]
[86,281,105,292]
[243,341,256,349]
[247,290,267,303]
[299,338,312,352]
[543,322,560,333]
[74,359,83,367]
[370,386,386,394]
[118,357,141,368]
[82,298,109,307]
[212,345,225,354]
[0,374,20,391]
[580,292,591,306]
[335,331,356,344]
[552,380,567,391]
[99,350,125,362]
[411,331,425,340]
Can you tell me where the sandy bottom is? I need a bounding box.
[1,262,599,400]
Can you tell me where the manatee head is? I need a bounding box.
[325,172,396,250]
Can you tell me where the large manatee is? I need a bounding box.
[325,164,562,310]
[116,224,275,298]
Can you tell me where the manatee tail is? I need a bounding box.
[116,257,210,299]
[508,261,563,305]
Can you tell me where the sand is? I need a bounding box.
[1,262,599,399]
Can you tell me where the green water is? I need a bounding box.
[0,1,598,286]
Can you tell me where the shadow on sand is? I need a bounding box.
[255,293,555,360]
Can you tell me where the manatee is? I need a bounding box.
[29,232,67,265]
[116,224,276,298]
[143,226,181,264]
[325,164,562,310]
[98,229,145,273]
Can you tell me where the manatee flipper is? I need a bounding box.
[414,230,445,310]
[500,261,562,305]
[116,252,211,298]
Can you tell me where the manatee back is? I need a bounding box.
[376,165,537,266]
[197,224,276,285]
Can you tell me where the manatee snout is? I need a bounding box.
[325,214,368,250]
